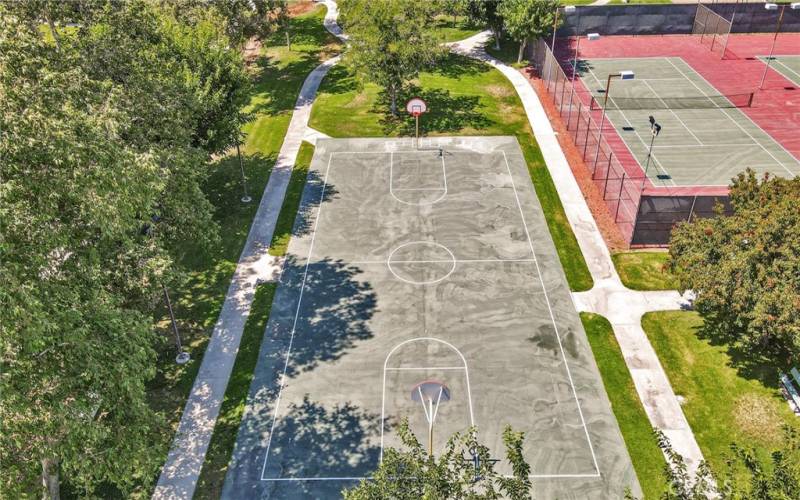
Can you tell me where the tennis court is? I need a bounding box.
[760,55,800,86]
[222,137,638,498]
[579,56,800,187]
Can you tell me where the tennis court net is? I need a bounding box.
[590,92,754,111]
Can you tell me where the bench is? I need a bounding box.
[780,372,800,413]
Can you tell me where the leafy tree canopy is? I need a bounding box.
[339,0,443,115]
[342,421,532,499]
[499,0,560,63]
[669,169,800,361]
[463,0,504,49]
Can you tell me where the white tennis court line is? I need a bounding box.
[665,57,799,176]
[259,149,600,482]
[501,151,601,477]
[584,68,677,187]
[641,79,704,146]
[259,472,601,481]
[761,55,800,84]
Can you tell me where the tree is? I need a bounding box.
[342,420,532,499]
[439,0,466,27]
[340,0,443,116]
[499,0,560,63]
[464,0,504,49]
[669,169,800,361]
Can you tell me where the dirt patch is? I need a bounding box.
[522,66,629,251]
[485,84,513,98]
[733,393,783,445]
[288,0,316,16]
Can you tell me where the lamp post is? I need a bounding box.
[760,3,800,89]
[236,142,252,203]
[546,5,577,82]
[567,33,600,114]
[162,283,191,365]
[641,116,662,189]
[593,70,635,168]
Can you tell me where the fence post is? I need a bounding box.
[603,168,611,199]
[615,173,626,222]
[560,79,568,115]
[582,119,591,159]
[687,195,698,222]
[565,89,575,126]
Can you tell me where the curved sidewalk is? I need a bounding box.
[152,4,343,498]
[450,32,705,475]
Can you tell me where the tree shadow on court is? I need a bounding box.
[377,85,491,136]
[287,170,338,243]
[266,395,383,478]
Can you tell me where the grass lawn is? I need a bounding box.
[194,284,277,498]
[431,15,482,43]
[611,251,678,291]
[144,6,338,496]
[309,52,593,291]
[269,141,315,256]
[642,311,800,487]
[581,313,667,499]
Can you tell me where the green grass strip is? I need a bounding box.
[269,141,315,256]
[581,312,667,499]
[195,283,277,499]
[611,251,678,291]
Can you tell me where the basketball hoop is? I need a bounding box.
[411,379,449,456]
[406,97,428,148]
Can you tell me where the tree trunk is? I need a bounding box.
[41,458,60,500]
[390,87,397,117]
[493,28,501,50]
[285,31,291,51]
[452,14,456,27]
[45,14,60,50]
[517,40,527,64]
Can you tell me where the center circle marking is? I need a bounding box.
[387,241,456,285]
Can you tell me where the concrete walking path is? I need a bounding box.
[450,31,706,475]
[152,5,343,498]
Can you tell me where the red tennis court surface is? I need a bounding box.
[560,32,800,195]
[535,33,800,245]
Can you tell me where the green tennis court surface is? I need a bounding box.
[580,57,800,187]
[760,55,800,86]
[222,137,638,498]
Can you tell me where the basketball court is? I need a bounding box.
[222,137,638,498]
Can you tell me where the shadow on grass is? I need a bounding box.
[377,85,491,136]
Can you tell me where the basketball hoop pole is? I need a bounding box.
[415,113,420,149]
[428,398,434,456]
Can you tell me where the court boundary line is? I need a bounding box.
[501,151,601,476]
[258,147,601,482]
[758,55,800,84]
[665,57,799,174]
[258,472,602,481]
[259,153,334,481]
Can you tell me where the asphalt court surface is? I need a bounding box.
[580,57,800,187]
[222,137,638,499]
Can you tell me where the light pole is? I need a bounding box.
[547,5,577,83]
[236,142,252,203]
[567,33,600,114]
[593,70,635,169]
[760,3,800,90]
[641,116,662,189]
[162,283,191,365]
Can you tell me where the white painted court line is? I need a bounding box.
[389,151,448,206]
[584,67,676,186]
[501,151,601,476]
[259,472,601,481]
[761,56,800,84]
[384,366,467,371]
[387,241,456,285]
[259,154,334,481]
[380,337,475,462]
[641,79,704,146]
[666,57,799,175]
[348,258,538,265]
